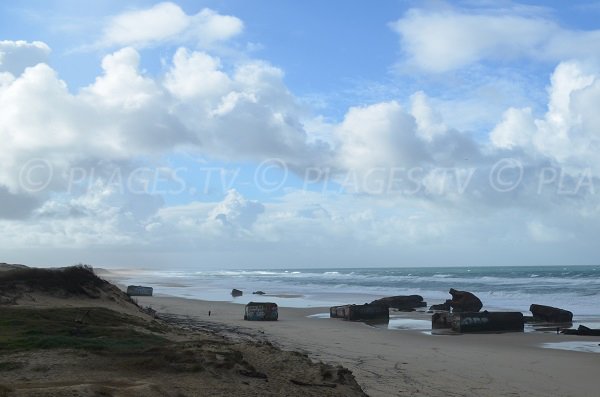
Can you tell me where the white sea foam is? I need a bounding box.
[542,342,600,354]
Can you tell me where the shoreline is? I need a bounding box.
[137,295,600,397]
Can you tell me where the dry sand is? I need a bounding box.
[138,295,600,397]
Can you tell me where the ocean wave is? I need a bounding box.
[131,266,599,315]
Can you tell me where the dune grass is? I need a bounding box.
[0,265,109,297]
[0,307,167,354]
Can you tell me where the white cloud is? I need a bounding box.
[0,44,324,196]
[83,47,160,110]
[0,40,50,76]
[147,189,265,243]
[187,8,244,47]
[0,47,189,194]
[533,62,600,171]
[101,2,243,48]
[410,91,447,141]
[164,48,231,100]
[147,189,455,250]
[209,189,265,229]
[490,61,600,174]
[168,57,326,167]
[334,101,426,172]
[490,107,535,149]
[391,7,600,72]
[0,181,156,248]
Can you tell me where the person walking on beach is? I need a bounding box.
[208,310,211,317]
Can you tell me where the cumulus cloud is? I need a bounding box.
[490,107,536,149]
[167,54,329,168]
[410,91,447,141]
[334,101,427,172]
[209,189,265,229]
[490,61,600,174]
[0,47,192,195]
[0,43,329,198]
[164,48,231,100]
[101,2,243,48]
[84,47,160,110]
[391,6,600,72]
[147,189,265,244]
[0,40,50,76]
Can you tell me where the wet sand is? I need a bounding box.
[138,296,599,397]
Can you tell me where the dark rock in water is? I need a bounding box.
[562,325,600,336]
[370,295,426,310]
[429,300,451,312]
[530,304,573,323]
[432,312,452,329]
[231,288,243,297]
[448,288,482,312]
[451,311,524,333]
[252,291,266,295]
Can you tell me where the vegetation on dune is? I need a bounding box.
[0,307,168,353]
[0,264,111,298]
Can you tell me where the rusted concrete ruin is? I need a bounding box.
[432,311,524,333]
[126,285,153,296]
[330,304,389,321]
[244,302,278,321]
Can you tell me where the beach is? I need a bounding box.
[2,264,598,396]
[138,295,599,397]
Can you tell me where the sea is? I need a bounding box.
[109,265,600,324]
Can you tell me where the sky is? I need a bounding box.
[1,0,600,269]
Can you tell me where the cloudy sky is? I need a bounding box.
[1,0,600,269]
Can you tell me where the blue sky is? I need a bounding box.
[2,1,600,268]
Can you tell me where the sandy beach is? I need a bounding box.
[138,295,599,397]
